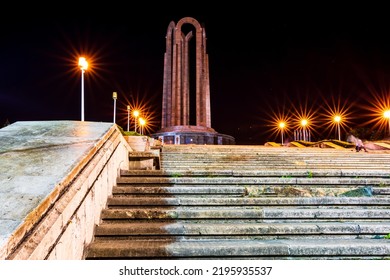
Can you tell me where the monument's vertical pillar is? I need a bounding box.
[183,32,193,125]
[202,28,211,128]
[174,34,183,126]
[162,22,175,128]
[194,24,202,127]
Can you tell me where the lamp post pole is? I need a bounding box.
[279,122,285,146]
[334,115,341,141]
[78,57,88,121]
[139,117,145,135]
[133,110,139,133]
[127,105,130,132]
[301,119,308,141]
[112,92,117,123]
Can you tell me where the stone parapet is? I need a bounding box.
[0,121,130,260]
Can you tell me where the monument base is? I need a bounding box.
[151,125,235,145]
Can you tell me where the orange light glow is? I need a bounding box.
[360,87,390,136]
[334,115,341,123]
[384,110,390,119]
[319,94,353,140]
[300,119,308,127]
[119,92,158,135]
[139,117,146,135]
[78,57,88,71]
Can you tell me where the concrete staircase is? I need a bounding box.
[84,145,390,259]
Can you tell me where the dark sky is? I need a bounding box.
[1,8,390,144]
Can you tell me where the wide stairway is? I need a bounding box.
[84,145,390,259]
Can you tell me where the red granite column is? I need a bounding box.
[182,32,193,125]
[162,21,175,128]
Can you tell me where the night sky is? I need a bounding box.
[1,8,390,144]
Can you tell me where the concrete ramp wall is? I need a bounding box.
[0,121,131,259]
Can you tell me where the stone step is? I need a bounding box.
[85,239,390,259]
[112,185,390,196]
[93,221,390,238]
[106,196,390,206]
[100,207,390,220]
[160,150,387,156]
[116,176,390,186]
[161,154,388,159]
[120,169,390,177]
[160,165,390,171]
[112,186,245,195]
[160,155,390,161]
[160,162,390,169]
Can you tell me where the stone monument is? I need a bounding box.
[152,17,235,145]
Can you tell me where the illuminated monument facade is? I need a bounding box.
[152,17,235,144]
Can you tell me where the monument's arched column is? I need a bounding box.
[162,21,175,128]
[182,31,193,125]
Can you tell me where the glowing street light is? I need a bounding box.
[300,119,308,141]
[127,105,130,132]
[139,117,146,135]
[278,121,286,145]
[78,57,88,121]
[333,115,342,141]
[384,109,390,136]
[112,92,117,123]
[133,110,140,133]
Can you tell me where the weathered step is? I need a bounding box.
[120,169,390,178]
[160,158,390,163]
[85,239,390,259]
[112,186,245,195]
[161,161,390,168]
[101,207,390,220]
[115,176,390,186]
[106,196,390,206]
[120,170,165,177]
[94,221,390,238]
[112,185,390,196]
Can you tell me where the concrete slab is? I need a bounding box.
[0,120,114,253]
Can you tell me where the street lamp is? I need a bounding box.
[112,92,117,123]
[278,121,285,145]
[301,119,308,141]
[127,105,130,132]
[78,57,88,121]
[133,110,140,133]
[139,117,146,135]
[384,109,390,136]
[334,115,341,141]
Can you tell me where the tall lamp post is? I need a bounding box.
[127,105,130,131]
[133,110,140,133]
[78,57,88,121]
[139,117,146,135]
[384,110,390,136]
[279,121,285,145]
[334,115,341,141]
[301,119,308,141]
[112,92,117,123]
